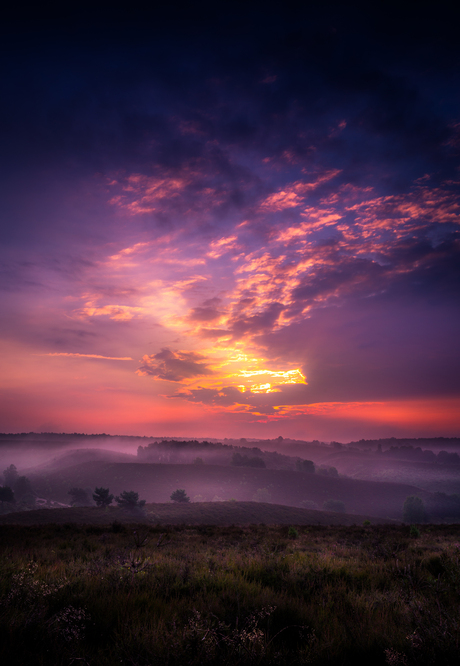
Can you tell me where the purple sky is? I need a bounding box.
[1,4,459,441]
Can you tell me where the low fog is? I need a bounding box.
[1,433,460,522]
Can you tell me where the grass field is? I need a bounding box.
[0,501,397,527]
[1,517,460,665]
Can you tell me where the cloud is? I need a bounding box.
[39,353,133,360]
[187,297,223,323]
[137,348,214,382]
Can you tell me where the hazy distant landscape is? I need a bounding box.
[2,432,460,524]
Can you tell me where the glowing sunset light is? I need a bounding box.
[0,7,459,440]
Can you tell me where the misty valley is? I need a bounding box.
[1,434,460,665]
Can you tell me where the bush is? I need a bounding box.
[170,489,190,503]
[410,525,420,538]
[288,526,298,539]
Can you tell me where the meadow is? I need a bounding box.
[1,519,460,666]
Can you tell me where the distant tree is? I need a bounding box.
[93,487,114,507]
[247,456,266,468]
[68,487,91,507]
[317,466,338,477]
[115,490,146,509]
[403,496,427,523]
[296,459,315,473]
[232,452,244,466]
[0,486,15,506]
[300,499,319,510]
[323,499,346,513]
[170,489,190,503]
[253,488,271,503]
[14,476,33,499]
[231,452,266,468]
[3,464,18,488]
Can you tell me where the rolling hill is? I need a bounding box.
[0,501,396,526]
[27,460,430,520]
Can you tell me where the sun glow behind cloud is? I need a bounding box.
[51,170,460,434]
[2,11,460,440]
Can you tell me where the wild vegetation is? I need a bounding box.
[1,521,460,665]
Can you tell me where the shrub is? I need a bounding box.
[410,525,420,538]
[170,489,190,503]
[288,526,298,539]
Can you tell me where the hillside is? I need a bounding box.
[27,461,429,519]
[0,501,396,526]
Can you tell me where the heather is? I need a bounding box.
[1,522,460,665]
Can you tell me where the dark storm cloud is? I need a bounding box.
[137,348,213,382]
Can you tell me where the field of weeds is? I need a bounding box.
[1,522,460,665]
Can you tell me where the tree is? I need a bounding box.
[14,476,33,499]
[170,489,190,503]
[0,486,15,506]
[93,487,114,507]
[68,487,91,507]
[3,464,18,488]
[296,459,315,473]
[323,499,346,513]
[403,496,427,523]
[253,487,271,502]
[115,490,146,509]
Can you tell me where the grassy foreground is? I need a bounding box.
[1,522,460,665]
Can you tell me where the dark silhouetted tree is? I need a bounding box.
[93,487,114,507]
[296,459,315,473]
[0,486,15,506]
[232,453,265,468]
[68,487,91,506]
[14,476,33,499]
[170,489,190,503]
[3,464,18,488]
[403,495,427,523]
[115,490,146,509]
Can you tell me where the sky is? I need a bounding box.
[1,3,459,441]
